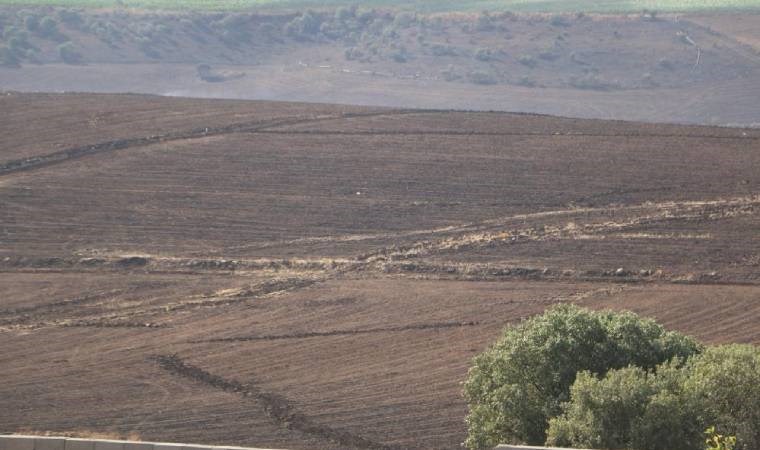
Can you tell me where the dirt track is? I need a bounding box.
[2,93,760,449]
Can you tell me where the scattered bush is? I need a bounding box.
[57,41,82,64]
[284,10,321,41]
[430,43,457,57]
[568,73,620,90]
[334,5,356,23]
[37,16,62,40]
[392,12,416,29]
[549,15,570,27]
[214,13,252,44]
[389,46,408,63]
[23,14,40,33]
[0,45,20,67]
[538,50,558,61]
[516,75,536,87]
[344,46,363,61]
[463,305,701,448]
[517,54,536,68]
[642,9,659,21]
[57,9,82,27]
[475,11,494,32]
[474,47,494,62]
[467,70,497,85]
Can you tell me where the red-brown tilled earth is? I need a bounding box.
[1,92,760,449]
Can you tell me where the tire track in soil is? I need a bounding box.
[189,320,481,344]
[0,277,322,330]
[359,194,760,263]
[0,320,167,331]
[152,354,401,450]
[0,288,129,318]
[220,194,760,255]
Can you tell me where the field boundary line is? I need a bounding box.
[151,354,400,450]
[188,320,482,343]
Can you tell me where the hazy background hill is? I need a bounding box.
[1,1,760,125]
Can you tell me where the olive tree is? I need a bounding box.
[463,305,701,449]
[546,362,703,450]
[544,344,760,450]
[686,344,760,450]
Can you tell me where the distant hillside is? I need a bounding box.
[2,6,759,92]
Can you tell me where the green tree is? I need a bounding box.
[463,305,701,449]
[546,361,703,450]
[686,345,760,450]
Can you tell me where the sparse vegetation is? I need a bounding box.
[57,40,81,63]
[517,53,536,67]
[568,73,621,90]
[473,47,494,61]
[467,69,496,84]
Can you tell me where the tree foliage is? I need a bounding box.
[686,345,760,450]
[463,305,701,449]
[545,362,703,450]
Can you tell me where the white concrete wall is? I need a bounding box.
[0,436,281,450]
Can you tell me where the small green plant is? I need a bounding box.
[705,427,737,450]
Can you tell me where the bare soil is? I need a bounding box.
[1,93,760,449]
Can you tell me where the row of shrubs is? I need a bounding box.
[0,9,80,66]
[464,305,759,449]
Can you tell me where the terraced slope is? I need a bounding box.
[1,93,760,449]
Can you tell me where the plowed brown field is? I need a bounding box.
[1,93,760,449]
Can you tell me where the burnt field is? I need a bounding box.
[2,92,760,449]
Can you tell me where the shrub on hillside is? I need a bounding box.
[57,9,83,27]
[550,15,571,27]
[23,14,40,33]
[517,54,536,68]
[57,41,82,64]
[463,305,701,449]
[392,12,416,29]
[0,45,20,67]
[474,47,494,62]
[568,73,621,90]
[284,10,321,41]
[467,70,497,85]
[430,43,457,57]
[37,16,63,40]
